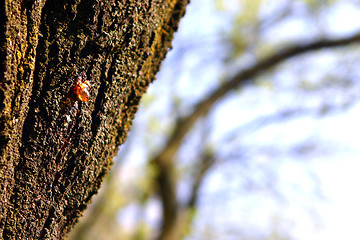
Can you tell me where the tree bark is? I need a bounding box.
[0,0,188,239]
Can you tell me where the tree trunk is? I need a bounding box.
[0,0,188,239]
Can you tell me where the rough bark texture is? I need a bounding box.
[0,0,188,239]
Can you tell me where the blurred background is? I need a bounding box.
[69,0,360,239]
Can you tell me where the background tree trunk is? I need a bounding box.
[0,0,188,239]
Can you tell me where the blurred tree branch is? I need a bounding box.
[153,31,360,240]
[222,95,359,144]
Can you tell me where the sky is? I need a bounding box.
[116,0,360,239]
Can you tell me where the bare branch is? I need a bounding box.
[153,32,360,240]
[163,32,360,162]
[187,151,215,209]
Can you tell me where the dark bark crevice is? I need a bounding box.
[0,0,189,239]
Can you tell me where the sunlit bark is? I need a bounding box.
[0,0,188,239]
